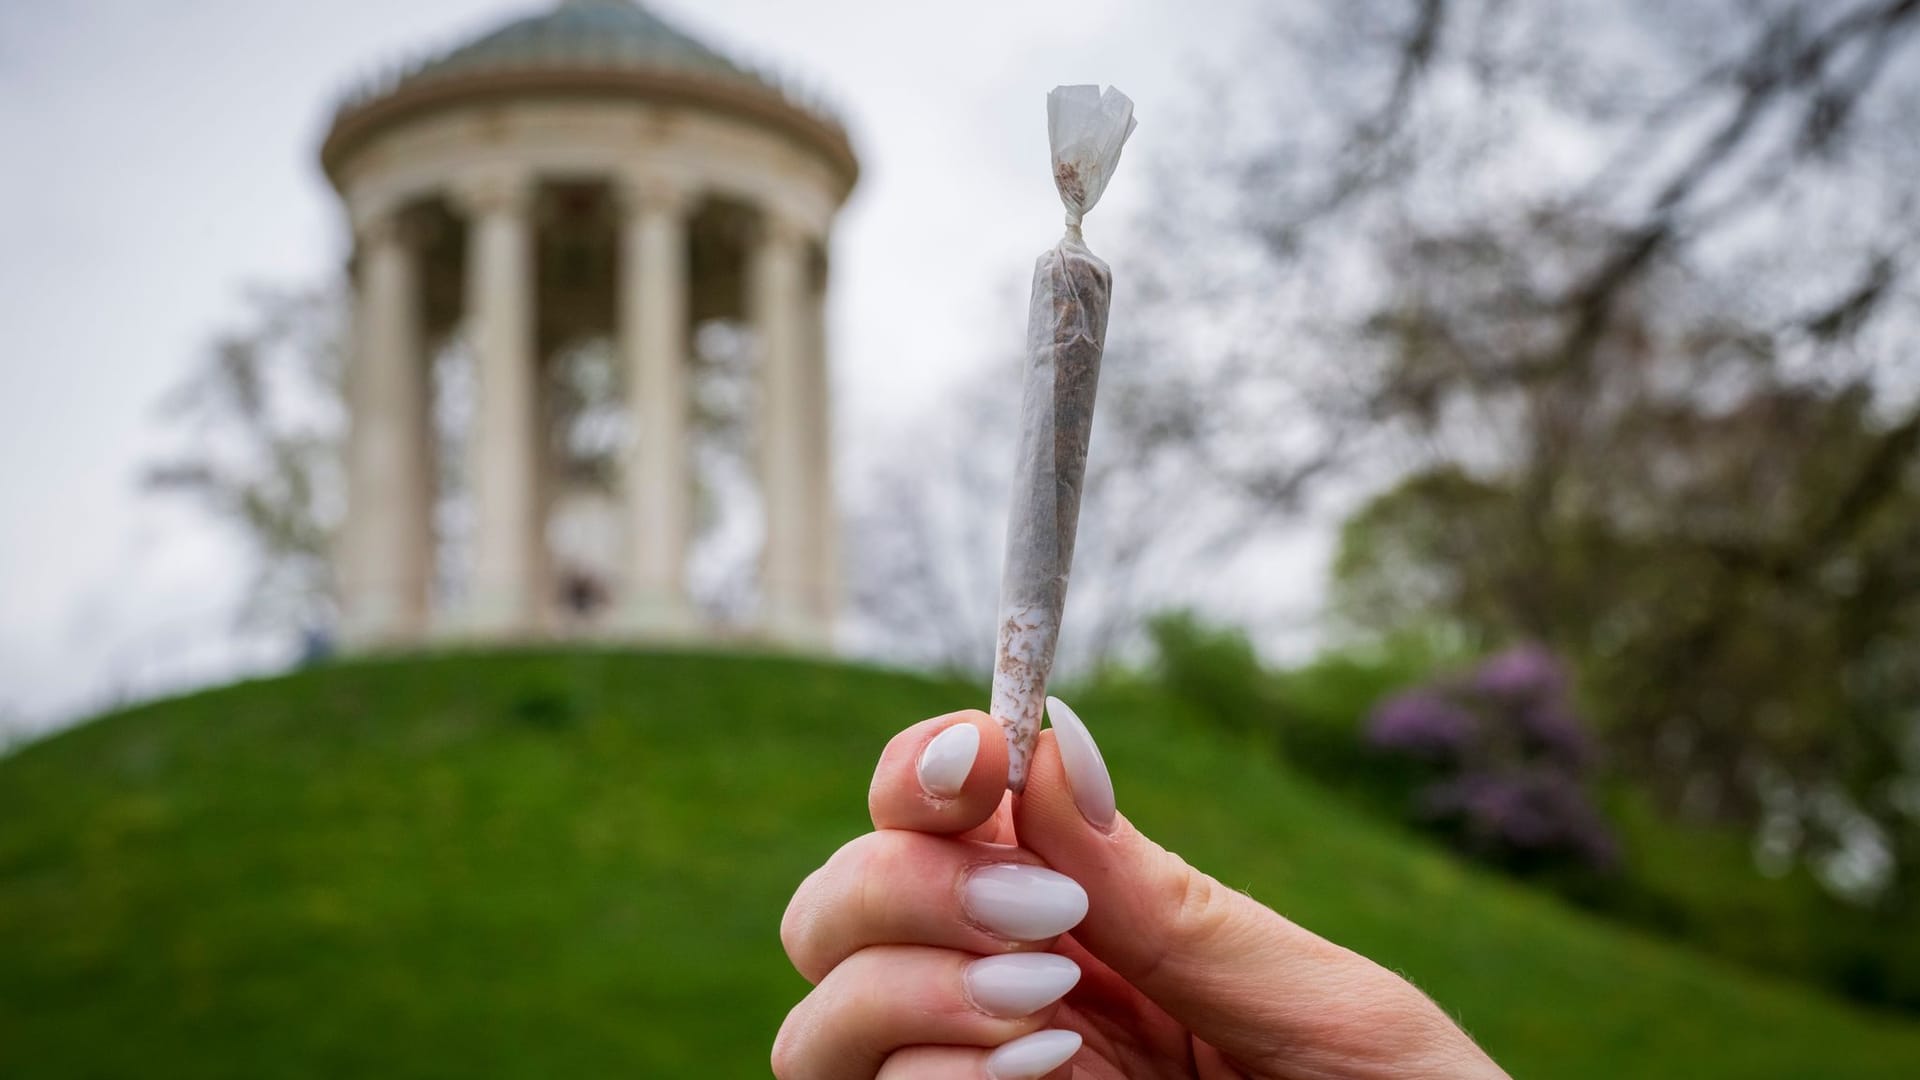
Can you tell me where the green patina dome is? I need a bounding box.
[322,0,856,189]
[412,0,754,88]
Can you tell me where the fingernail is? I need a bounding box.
[916,721,980,798]
[962,864,1088,941]
[964,953,1081,1018]
[986,1029,1083,1079]
[1046,696,1116,830]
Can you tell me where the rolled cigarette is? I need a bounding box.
[991,85,1136,792]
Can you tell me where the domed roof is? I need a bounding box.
[414,0,751,87]
[321,0,855,189]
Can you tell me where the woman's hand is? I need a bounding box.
[775,700,1509,1079]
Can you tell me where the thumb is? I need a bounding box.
[1013,697,1492,1076]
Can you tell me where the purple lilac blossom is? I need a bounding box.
[1370,645,1616,870]
[1517,700,1592,767]
[1367,690,1479,761]
[1472,643,1568,700]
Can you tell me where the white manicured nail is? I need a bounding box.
[986,1029,1083,1079]
[1046,696,1116,830]
[917,722,980,798]
[965,953,1081,1018]
[962,864,1088,941]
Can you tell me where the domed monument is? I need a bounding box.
[323,0,856,651]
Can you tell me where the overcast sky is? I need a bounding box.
[0,0,1272,736]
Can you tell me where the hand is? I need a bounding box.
[775,699,1509,1079]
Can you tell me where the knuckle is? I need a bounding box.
[827,828,892,879]
[769,1001,810,1079]
[778,868,821,971]
[850,833,910,933]
[780,833,877,978]
[837,828,921,895]
[1176,872,1235,945]
[784,831,930,980]
[1164,861,1233,949]
[835,945,1011,1035]
[1135,854,1234,982]
[768,1033,792,1078]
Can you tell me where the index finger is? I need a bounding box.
[869,711,1010,837]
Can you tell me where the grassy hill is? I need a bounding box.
[2,650,1917,1078]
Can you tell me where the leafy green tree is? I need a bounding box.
[1333,382,1920,903]
[1118,0,1920,900]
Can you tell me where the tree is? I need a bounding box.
[842,363,1198,677]
[146,284,348,639]
[1117,0,1920,895]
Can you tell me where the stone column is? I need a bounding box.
[341,209,432,647]
[456,173,540,638]
[749,209,816,644]
[802,246,838,638]
[616,175,695,635]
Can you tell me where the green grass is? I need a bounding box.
[2,650,1917,1078]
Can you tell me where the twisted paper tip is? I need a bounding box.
[1048,85,1137,237]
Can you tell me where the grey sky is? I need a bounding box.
[0,0,1266,733]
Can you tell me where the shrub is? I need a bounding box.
[1367,645,1617,871]
[1143,612,1281,739]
